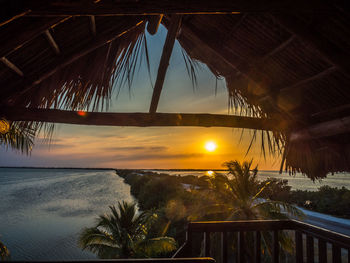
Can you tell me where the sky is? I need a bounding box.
[0,25,282,170]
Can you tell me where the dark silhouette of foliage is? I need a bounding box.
[79,201,176,258]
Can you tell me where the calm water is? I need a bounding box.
[1,168,349,260]
[150,170,350,191]
[0,168,134,260]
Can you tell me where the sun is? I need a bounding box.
[205,141,217,152]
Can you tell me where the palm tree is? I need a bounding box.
[0,240,10,261]
[191,160,303,261]
[79,201,177,259]
[0,120,35,154]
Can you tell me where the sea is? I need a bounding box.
[0,167,349,260]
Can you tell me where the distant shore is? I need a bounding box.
[0,166,268,172]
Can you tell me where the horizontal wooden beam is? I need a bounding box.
[23,0,337,15]
[290,115,350,141]
[0,107,285,131]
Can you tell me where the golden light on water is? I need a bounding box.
[207,170,214,176]
[205,141,217,152]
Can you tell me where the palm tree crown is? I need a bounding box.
[79,201,176,259]
[193,160,302,220]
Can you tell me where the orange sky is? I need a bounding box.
[0,25,282,170]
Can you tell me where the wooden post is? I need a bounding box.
[295,231,303,263]
[221,232,227,263]
[318,239,327,263]
[255,231,261,263]
[204,231,210,257]
[149,15,182,113]
[306,235,314,263]
[273,230,279,263]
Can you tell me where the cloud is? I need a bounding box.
[102,146,168,152]
[112,152,204,161]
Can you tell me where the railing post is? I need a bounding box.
[255,231,261,263]
[186,228,192,257]
[238,231,245,263]
[306,235,314,263]
[295,230,303,263]
[221,231,227,263]
[204,231,210,257]
[318,239,327,263]
[332,244,341,263]
[273,230,279,263]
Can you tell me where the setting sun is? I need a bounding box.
[205,141,217,152]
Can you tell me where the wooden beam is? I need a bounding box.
[280,66,337,93]
[0,17,70,58]
[311,104,350,118]
[149,15,182,113]
[180,23,252,80]
[290,115,350,141]
[0,106,285,131]
[274,14,350,75]
[44,29,60,55]
[23,0,337,16]
[0,57,24,76]
[89,15,96,36]
[147,15,163,35]
[261,35,295,61]
[0,10,30,27]
[1,18,144,103]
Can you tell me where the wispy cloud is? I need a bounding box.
[112,152,204,161]
[102,146,168,152]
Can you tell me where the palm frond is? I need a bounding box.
[0,240,10,261]
[136,237,177,257]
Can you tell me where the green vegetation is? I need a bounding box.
[0,120,35,154]
[112,162,350,260]
[79,201,176,259]
[118,161,303,261]
[258,178,350,218]
[0,240,10,261]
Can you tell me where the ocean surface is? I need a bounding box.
[0,168,349,260]
[0,168,134,260]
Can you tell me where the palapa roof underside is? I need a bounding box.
[0,0,349,179]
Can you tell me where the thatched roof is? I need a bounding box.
[1,1,349,179]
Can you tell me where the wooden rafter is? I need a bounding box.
[23,0,336,16]
[149,15,182,113]
[1,19,144,102]
[261,35,295,61]
[280,66,337,94]
[180,23,251,80]
[290,115,350,141]
[0,57,24,76]
[44,29,60,54]
[0,10,30,27]
[89,15,96,36]
[0,16,70,58]
[146,15,163,35]
[274,13,350,76]
[0,106,286,131]
[312,104,350,118]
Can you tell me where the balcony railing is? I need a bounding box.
[173,219,350,263]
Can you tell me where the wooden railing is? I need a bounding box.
[8,258,216,263]
[173,219,350,263]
